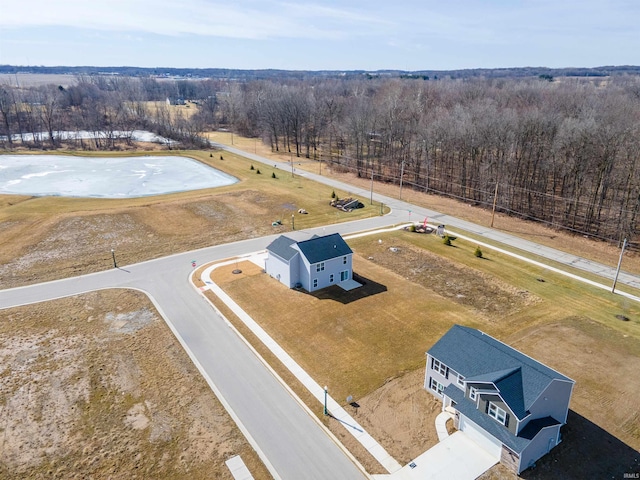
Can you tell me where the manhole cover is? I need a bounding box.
[615,314,630,321]
[232,269,242,274]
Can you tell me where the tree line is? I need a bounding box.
[1,73,640,246]
[0,76,220,149]
[219,76,640,247]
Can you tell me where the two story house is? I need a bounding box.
[425,325,575,474]
[265,233,357,292]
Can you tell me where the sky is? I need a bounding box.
[0,0,638,71]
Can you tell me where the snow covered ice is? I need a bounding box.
[0,155,238,198]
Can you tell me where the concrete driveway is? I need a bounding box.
[373,432,498,480]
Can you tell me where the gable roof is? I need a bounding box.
[443,384,560,453]
[295,233,352,264]
[266,235,298,261]
[428,325,573,416]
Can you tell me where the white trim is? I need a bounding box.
[469,386,478,401]
[433,358,448,376]
[429,377,445,396]
[488,402,507,425]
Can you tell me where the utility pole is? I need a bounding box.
[399,161,405,200]
[290,151,294,178]
[612,238,628,293]
[490,180,499,228]
[370,166,374,205]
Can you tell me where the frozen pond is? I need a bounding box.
[0,155,238,198]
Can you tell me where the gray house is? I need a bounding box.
[265,233,358,292]
[425,325,574,474]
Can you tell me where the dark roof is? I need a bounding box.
[428,325,573,417]
[295,233,352,264]
[266,235,298,261]
[444,385,559,453]
[518,416,560,440]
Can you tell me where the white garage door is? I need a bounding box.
[459,416,503,459]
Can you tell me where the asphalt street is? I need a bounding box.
[0,234,371,479]
[218,143,640,290]
[1,146,639,479]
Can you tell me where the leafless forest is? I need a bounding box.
[2,73,640,246]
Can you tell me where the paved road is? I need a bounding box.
[218,143,640,290]
[0,235,370,480]
[2,146,640,479]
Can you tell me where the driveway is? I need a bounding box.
[373,432,498,480]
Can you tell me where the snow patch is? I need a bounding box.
[0,155,237,198]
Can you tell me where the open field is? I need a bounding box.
[0,150,381,289]
[143,101,201,120]
[0,289,270,479]
[0,74,79,88]
[208,229,640,478]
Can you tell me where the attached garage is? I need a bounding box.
[459,415,503,458]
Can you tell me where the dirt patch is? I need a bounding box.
[368,240,540,319]
[0,290,269,479]
[354,369,442,465]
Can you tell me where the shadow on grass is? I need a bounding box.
[307,272,387,304]
[521,410,639,480]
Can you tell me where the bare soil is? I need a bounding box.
[0,289,270,479]
[355,369,442,465]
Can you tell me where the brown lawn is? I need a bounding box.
[0,290,270,480]
[208,229,640,478]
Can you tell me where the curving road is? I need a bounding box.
[2,146,639,480]
[0,233,372,480]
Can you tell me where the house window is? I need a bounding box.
[343,256,347,264]
[429,377,444,396]
[469,386,477,401]
[488,402,507,425]
[457,374,465,387]
[313,279,318,288]
[340,270,349,281]
[432,358,448,377]
[316,262,325,272]
[330,274,334,283]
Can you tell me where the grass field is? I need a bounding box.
[208,228,640,478]
[209,131,640,278]
[0,290,270,480]
[0,149,383,289]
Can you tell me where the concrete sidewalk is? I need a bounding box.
[435,410,454,442]
[196,225,640,480]
[199,253,402,475]
[215,142,640,292]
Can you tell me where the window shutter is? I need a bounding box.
[505,413,510,427]
[431,357,434,369]
[445,367,449,379]
[485,401,489,414]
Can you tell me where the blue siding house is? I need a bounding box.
[265,233,357,292]
[425,325,574,474]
